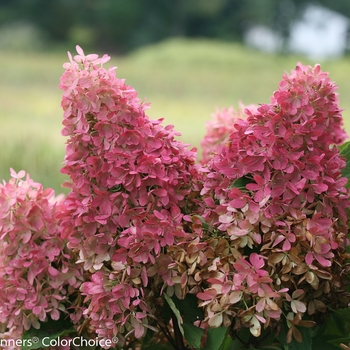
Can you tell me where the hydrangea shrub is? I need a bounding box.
[1,46,350,350]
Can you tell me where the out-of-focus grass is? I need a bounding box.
[118,39,350,148]
[0,50,68,192]
[1,38,350,193]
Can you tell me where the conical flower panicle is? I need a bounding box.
[169,63,350,339]
[59,46,199,345]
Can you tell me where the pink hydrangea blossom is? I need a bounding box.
[58,46,199,346]
[173,63,350,339]
[0,169,83,342]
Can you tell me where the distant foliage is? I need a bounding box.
[2,0,350,52]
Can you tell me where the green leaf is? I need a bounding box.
[230,176,252,190]
[312,337,339,350]
[163,293,185,337]
[339,141,350,187]
[225,338,244,350]
[202,326,229,350]
[277,321,312,350]
[164,294,205,349]
[172,294,204,324]
[162,296,173,327]
[320,309,350,339]
[231,326,251,348]
[21,316,76,350]
[328,337,350,347]
[332,308,350,323]
[220,336,234,350]
[310,309,350,350]
[258,328,280,348]
[183,322,204,350]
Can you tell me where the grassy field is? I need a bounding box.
[1,38,350,193]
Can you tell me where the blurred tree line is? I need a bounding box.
[1,0,350,53]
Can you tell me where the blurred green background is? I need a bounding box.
[1,0,350,193]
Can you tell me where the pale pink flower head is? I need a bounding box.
[0,170,83,338]
[201,103,258,164]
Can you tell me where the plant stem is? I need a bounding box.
[171,310,186,350]
[156,320,177,349]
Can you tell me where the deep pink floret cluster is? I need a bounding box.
[58,46,199,346]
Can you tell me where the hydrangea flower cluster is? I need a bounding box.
[58,46,199,346]
[170,63,350,338]
[2,46,349,349]
[0,169,82,342]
